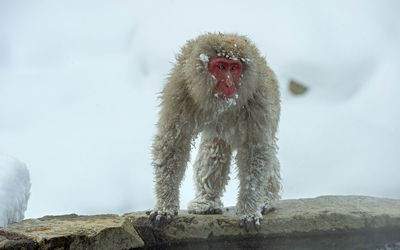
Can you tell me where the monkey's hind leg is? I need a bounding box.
[262,148,281,214]
[188,136,231,214]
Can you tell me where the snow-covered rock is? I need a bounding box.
[0,154,31,227]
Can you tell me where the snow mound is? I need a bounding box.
[0,154,31,227]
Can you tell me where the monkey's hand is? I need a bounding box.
[238,213,262,232]
[148,208,178,227]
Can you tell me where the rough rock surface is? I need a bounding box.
[0,214,144,250]
[1,196,400,249]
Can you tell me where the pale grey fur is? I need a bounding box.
[150,33,281,230]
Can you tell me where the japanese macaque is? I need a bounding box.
[150,33,281,231]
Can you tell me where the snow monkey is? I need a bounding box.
[150,33,281,231]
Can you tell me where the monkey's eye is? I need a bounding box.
[218,64,225,70]
[231,65,237,71]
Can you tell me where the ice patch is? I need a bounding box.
[216,50,240,61]
[226,98,236,106]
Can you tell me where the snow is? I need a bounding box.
[0,154,31,226]
[0,1,399,219]
[199,53,209,63]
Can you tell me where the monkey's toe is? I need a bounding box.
[149,210,177,227]
[239,215,262,232]
[261,205,276,215]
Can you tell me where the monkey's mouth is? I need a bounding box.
[216,91,237,100]
[215,84,237,100]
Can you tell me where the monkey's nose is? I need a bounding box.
[225,81,234,88]
[225,75,234,87]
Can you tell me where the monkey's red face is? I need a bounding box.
[209,57,242,99]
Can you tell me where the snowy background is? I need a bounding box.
[0,1,399,220]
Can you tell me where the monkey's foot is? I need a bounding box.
[188,197,223,214]
[239,214,262,232]
[261,198,278,214]
[148,208,178,227]
[261,204,276,215]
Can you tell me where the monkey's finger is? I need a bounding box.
[149,211,158,221]
[155,214,162,222]
[239,219,245,228]
[244,221,250,232]
[166,214,172,223]
[254,220,261,231]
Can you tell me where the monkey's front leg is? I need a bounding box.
[150,124,192,226]
[236,142,270,232]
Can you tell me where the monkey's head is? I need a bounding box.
[208,57,242,99]
[178,33,264,109]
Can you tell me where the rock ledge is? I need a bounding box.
[1,196,400,249]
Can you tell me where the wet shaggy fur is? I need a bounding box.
[151,33,281,229]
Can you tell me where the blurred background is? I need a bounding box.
[0,0,399,219]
